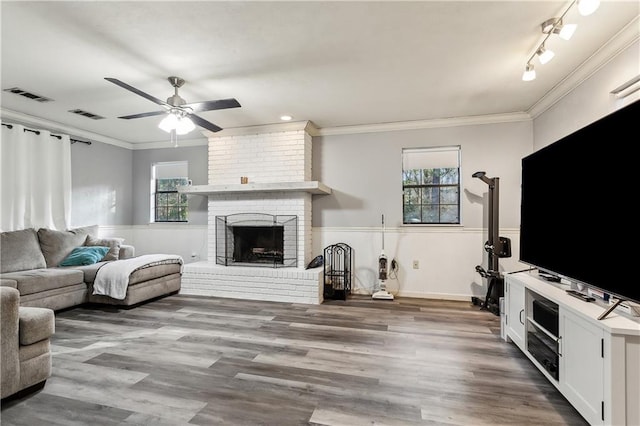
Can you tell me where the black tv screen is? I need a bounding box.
[519,99,640,304]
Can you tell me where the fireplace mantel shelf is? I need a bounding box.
[178,181,332,196]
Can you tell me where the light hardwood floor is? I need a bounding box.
[0,294,588,425]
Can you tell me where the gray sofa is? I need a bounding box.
[0,226,182,311]
[1,286,55,400]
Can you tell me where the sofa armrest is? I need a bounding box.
[119,245,135,259]
[1,278,18,289]
[1,287,20,398]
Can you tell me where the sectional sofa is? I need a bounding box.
[0,225,183,311]
[1,286,55,400]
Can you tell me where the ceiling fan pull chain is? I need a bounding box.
[170,128,178,148]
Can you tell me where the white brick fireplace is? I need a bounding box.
[180,121,331,304]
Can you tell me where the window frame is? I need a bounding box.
[151,161,189,224]
[402,146,461,225]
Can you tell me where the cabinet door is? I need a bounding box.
[505,277,526,350]
[560,308,605,425]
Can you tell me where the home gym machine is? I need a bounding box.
[472,171,511,316]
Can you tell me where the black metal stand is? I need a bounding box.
[472,172,511,316]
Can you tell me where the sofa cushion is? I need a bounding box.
[84,235,124,261]
[0,228,47,273]
[130,263,182,285]
[37,225,99,268]
[2,269,84,296]
[59,246,110,266]
[19,307,55,345]
[68,262,107,284]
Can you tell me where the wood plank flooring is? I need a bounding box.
[1,294,588,425]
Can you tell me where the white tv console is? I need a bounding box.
[504,271,640,425]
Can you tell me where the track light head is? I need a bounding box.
[541,18,577,40]
[522,63,536,81]
[536,45,555,65]
[577,0,600,16]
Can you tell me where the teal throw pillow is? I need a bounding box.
[59,246,110,267]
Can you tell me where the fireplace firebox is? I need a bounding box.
[216,213,297,267]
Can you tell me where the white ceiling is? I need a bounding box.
[1,1,638,146]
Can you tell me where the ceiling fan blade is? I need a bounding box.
[118,110,167,120]
[190,114,223,133]
[183,98,241,113]
[105,77,170,107]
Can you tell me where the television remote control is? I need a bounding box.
[566,290,595,302]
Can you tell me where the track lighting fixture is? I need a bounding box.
[577,0,600,16]
[541,18,577,41]
[522,0,599,81]
[536,45,555,65]
[522,64,536,82]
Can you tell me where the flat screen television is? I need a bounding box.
[519,99,640,305]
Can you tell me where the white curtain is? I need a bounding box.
[1,124,72,231]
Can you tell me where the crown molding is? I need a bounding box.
[315,112,531,136]
[528,16,640,119]
[0,108,134,149]
[129,135,209,150]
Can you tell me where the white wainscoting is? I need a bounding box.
[98,224,208,264]
[99,224,526,301]
[312,226,526,301]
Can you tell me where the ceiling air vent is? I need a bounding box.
[3,87,53,102]
[68,109,105,120]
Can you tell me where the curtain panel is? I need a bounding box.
[1,124,72,231]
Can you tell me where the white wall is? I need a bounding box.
[313,227,526,300]
[533,39,639,150]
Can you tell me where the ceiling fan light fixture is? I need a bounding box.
[159,112,195,135]
[158,113,179,133]
[175,116,195,135]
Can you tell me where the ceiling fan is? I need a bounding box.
[105,76,240,134]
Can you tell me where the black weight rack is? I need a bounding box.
[323,243,353,300]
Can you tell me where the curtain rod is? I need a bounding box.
[1,122,92,145]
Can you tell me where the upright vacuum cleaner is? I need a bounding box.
[372,214,394,300]
[472,171,511,315]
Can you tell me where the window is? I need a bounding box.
[152,161,189,223]
[402,146,460,224]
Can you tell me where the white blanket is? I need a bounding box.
[92,254,183,300]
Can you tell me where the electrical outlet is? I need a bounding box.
[413,260,419,269]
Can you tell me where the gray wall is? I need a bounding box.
[131,145,208,225]
[312,120,533,229]
[70,140,133,227]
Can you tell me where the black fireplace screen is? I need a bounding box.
[216,213,297,267]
